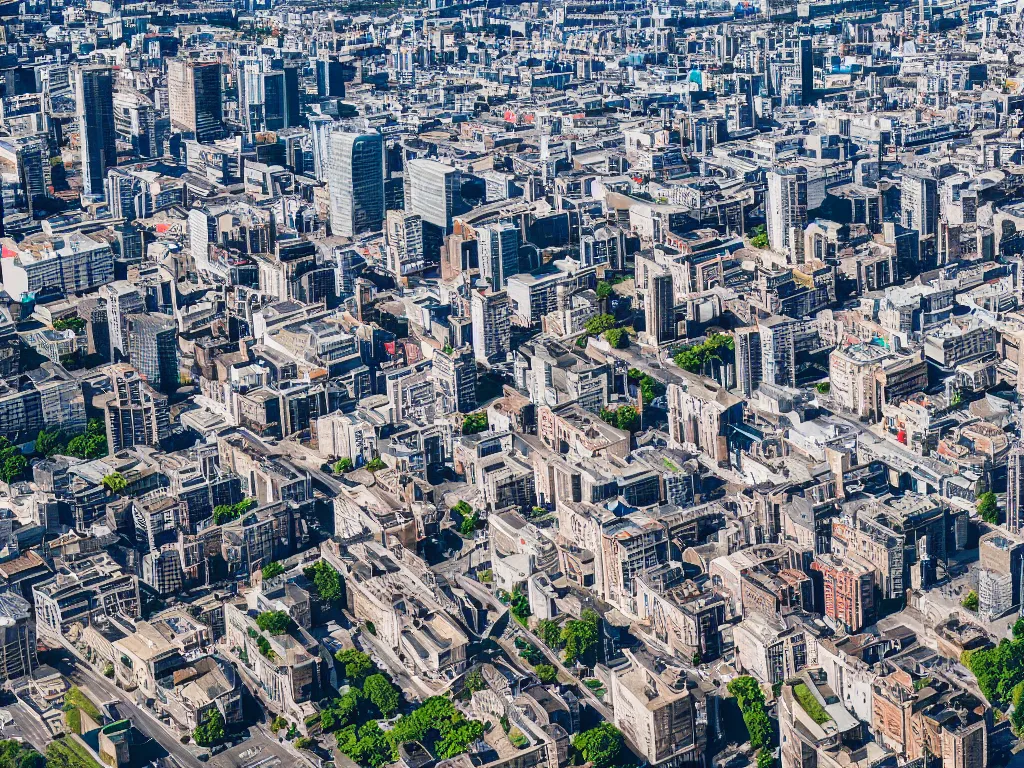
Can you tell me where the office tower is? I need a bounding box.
[101,363,171,452]
[766,167,808,259]
[328,132,384,237]
[471,289,511,364]
[283,65,301,128]
[1008,443,1024,533]
[799,37,815,105]
[309,114,334,182]
[406,158,462,231]
[113,90,158,158]
[644,268,675,346]
[476,222,521,289]
[316,58,347,98]
[433,345,478,414]
[901,169,939,239]
[385,211,424,276]
[393,47,416,86]
[0,591,37,680]
[167,59,223,142]
[0,136,47,217]
[76,65,117,199]
[127,313,179,393]
[101,281,146,359]
[759,315,797,388]
[188,205,218,275]
[105,168,144,220]
[734,326,762,396]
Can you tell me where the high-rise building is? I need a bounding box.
[328,132,384,238]
[406,158,462,232]
[113,90,158,158]
[0,591,37,680]
[471,289,511,364]
[901,169,939,240]
[315,58,347,98]
[432,345,478,414]
[101,364,171,452]
[759,314,798,388]
[167,59,223,142]
[644,268,675,346]
[76,65,117,199]
[799,37,815,105]
[1007,443,1024,533]
[476,222,521,289]
[766,167,808,259]
[309,114,335,182]
[385,211,424,276]
[127,313,179,393]
[101,281,146,359]
[734,325,762,396]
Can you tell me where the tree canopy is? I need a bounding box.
[572,723,623,768]
[193,707,226,747]
[363,674,400,717]
[255,610,292,635]
[304,560,343,602]
[562,609,600,665]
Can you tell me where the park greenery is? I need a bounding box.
[333,457,354,473]
[961,630,1024,723]
[193,708,226,747]
[256,610,292,635]
[335,649,375,683]
[978,491,999,524]
[572,723,623,768]
[673,333,735,376]
[535,664,557,683]
[261,561,285,580]
[962,590,979,611]
[462,411,488,435]
[213,498,256,525]
[0,740,46,768]
[46,737,104,768]
[562,608,600,665]
[627,367,664,403]
[596,281,613,299]
[599,405,640,433]
[792,682,831,724]
[36,418,108,461]
[363,674,400,717]
[53,316,86,333]
[604,327,628,348]
[63,686,102,735]
[101,472,127,494]
[365,457,387,472]
[304,559,343,602]
[727,676,772,751]
[537,618,563,648]
[750,224,769,249]
[465,670,487,693]
[454,499,481,536]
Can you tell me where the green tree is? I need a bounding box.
[962,591,979,611]
[101,472,127,494]
[673,333,736,375]
[584,313,616,336]
[728,676,772,750]
[562,609,599,665]
[363,674,400,717]
[335,649,375,683]
[0,740,46,768]
[333,457,354,473]
[0,454,26,484]
[338,722,395,768]
[535,664,557,684]
[365,457,386,472]
[604,327,628,348]
[758,750,775,768]
[978,491,999,524]
[304,560,342,602]
[35,427,65,457]
[193,707,226,747]
[262,561,285,579]
[459,510,481,536]
[435,720,484,758]
[255,610,292,635]
[815,382,830,394]
[537,619,562,649]
[596,281,613,300]
[465,670,486,693]
[572,723,623,768]
[1014,618,1024,639]
[462,412,488,435]
[750,225,769,249]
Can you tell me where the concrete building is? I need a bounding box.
[328,132,384,238]
[471,289,511,365]
[667,372,744,467]
[100,364,171,452]
[168,59,223,142]
[0,591,37,680]
[76,65,117,200]
[766,167,808,259]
